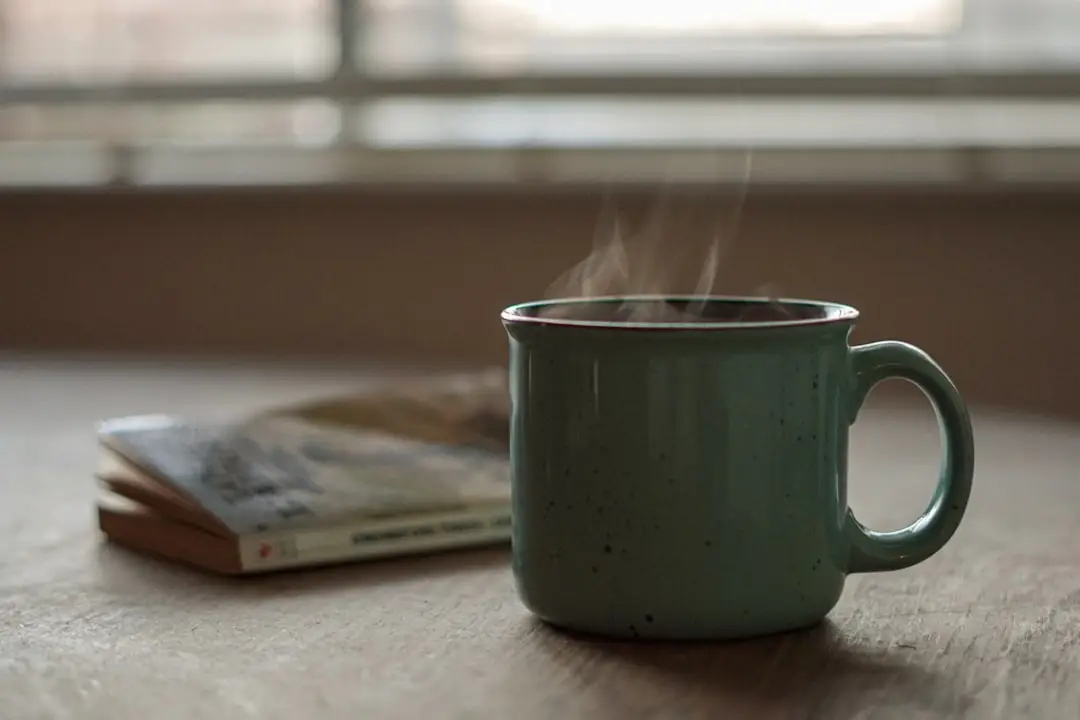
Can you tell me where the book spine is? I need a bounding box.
[238,511,511,572]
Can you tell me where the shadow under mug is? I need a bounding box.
[501,295,974,641]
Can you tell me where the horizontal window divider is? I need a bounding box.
[5,69,1080,106]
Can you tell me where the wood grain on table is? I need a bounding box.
[2,356,1078,720]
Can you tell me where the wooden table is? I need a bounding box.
[3,356,1079,719]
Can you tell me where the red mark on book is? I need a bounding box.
[258,542,272,559]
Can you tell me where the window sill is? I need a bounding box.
[4,98,1080,189]
[3,143,1080,191]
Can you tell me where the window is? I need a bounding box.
[363,0,962,74]
[1,0,1079,187]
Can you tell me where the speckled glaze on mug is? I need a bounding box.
[501,296,974,641]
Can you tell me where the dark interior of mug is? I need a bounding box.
[506,296,855,326]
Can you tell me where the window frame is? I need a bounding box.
[2,0,1080,189]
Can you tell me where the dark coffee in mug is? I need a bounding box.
[536,296,814,324]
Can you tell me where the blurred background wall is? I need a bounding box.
[4,187,1078,418]
[2,0,1079,418]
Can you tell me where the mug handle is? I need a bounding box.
[844,341,975,574]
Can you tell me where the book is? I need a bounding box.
[95,369,513,574]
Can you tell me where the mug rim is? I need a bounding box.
[501,294,859,331]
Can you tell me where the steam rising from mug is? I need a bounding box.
[541,152,769,322]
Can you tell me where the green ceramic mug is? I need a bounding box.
[501,295,974,641]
